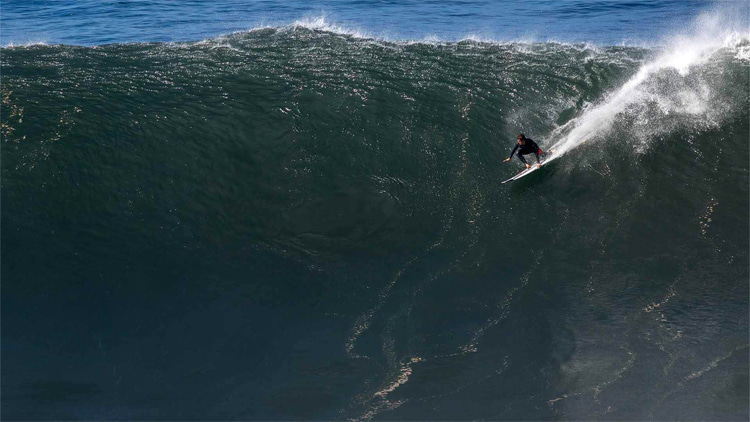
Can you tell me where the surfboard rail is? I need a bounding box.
[501,150,558,184]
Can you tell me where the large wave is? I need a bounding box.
[2,6,748,421]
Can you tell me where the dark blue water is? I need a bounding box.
[3,0,718,46]
[2,1,749,421]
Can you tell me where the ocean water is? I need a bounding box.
[2,1,749,420]
[1,0,724,46]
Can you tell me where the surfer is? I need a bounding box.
[503,134,542,169]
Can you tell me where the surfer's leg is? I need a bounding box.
[516,153,527,164]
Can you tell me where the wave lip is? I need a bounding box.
[2,40,49,49]
[288,15,374,40]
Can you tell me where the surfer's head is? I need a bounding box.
[517,134,526,144]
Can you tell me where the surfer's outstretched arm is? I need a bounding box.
[509,144,519,160]
[503,144,519,163]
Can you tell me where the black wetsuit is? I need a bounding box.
[508,138,541,164]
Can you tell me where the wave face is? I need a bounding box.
[2,21,749,421]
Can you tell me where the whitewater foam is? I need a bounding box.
[547,7,749,158]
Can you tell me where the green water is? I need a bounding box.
[2,27,748,420]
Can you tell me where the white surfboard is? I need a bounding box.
[501,150,558,184]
